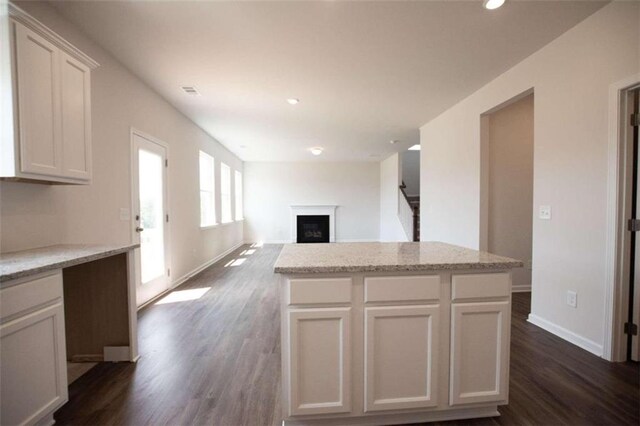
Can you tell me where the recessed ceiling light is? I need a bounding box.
[409,144,421,151]
[389,140,399,144]
[310,147,323,156]
[483,0,505,10]
[287,98,300,105]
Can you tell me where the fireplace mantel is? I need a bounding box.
[290,205,337,243]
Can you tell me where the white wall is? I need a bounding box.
[0,1,244,284]
[486,94,534,291]
[243,162,380,243]
[401,150,420,197]
[420,2,639,355]
[380,154,409,242]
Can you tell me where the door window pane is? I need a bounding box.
[139,149,165,284]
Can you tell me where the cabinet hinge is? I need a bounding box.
[628,219,640,232]
[624,322,638,336]
[631,113,640,127]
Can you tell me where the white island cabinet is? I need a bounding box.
[274,242,522,426]
[1,4,98,184]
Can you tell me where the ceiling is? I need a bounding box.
[47,0,607,162]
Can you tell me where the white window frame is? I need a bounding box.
[199,151,216,227]
[220,162,232,223]
[235,170,243,221]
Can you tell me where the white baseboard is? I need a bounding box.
[138,241,245,310]
[527,313,603,357]
[171,241,245,288]
[512,284,531,293]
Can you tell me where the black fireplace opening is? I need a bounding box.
[296,215,330,243]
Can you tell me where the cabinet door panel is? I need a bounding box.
[15,23,62,176]
[450,301,510,405]
[61,52,91,179]
[288,308,351,416]
[364,305,439,412]
[1,303,68,425]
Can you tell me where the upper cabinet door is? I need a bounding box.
[14,23,62,177]
[60,52,92,180]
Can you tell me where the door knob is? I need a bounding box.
[135,227,144,233]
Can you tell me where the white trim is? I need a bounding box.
[137,241,244,311]
[290,205,337,243]
[511,284,531,293]
[528,314,603,357]
[604,73,640,361]
[8,3,99,69]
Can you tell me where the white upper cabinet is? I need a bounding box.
[2,5,98,184]
[60,52,92,179]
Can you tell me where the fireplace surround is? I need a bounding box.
[290,205,336,243]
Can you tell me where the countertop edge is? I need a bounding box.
[274,260,524,275]
[0,244,140,283]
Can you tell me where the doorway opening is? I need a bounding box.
[131,130,171,307]
[611,83,640,362]
[480,90,534,311]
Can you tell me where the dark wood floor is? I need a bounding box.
[54,244,639,426]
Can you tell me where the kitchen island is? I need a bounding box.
[274,242,522,426]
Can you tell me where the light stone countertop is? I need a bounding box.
[0,243,140,282]
[273,241,523,274]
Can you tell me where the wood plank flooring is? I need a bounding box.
[54,244,639,426]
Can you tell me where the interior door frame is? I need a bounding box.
[130,127,172,307]
[604,74,640,362]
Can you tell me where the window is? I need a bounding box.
[220,162,232,223]
[199,151,216,227]
[235,170,243,220]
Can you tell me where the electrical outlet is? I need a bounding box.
[566,290,577,308]
[539,205,552,220]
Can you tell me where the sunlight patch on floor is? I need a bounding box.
[155,287,211,305]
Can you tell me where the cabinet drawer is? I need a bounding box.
[451,273,510,301]
[365,275,440,303]
[288,278,352,305]
[1,272,63,320]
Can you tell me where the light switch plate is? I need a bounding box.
[566,290,577,308]
[539,205,551,220]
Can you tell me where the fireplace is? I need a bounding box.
[296,215,330,243]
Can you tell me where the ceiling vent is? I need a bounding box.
[181,86,200,96]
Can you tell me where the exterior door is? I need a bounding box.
[132,132,170,306]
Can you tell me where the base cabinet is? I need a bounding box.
[288,308,351,416]
[1,273,68,426]
[449,301,510,406]
[281,272,512,425]
[364,305,439,412]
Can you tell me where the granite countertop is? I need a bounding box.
[0,243,140,282]
[273,241,523,274]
